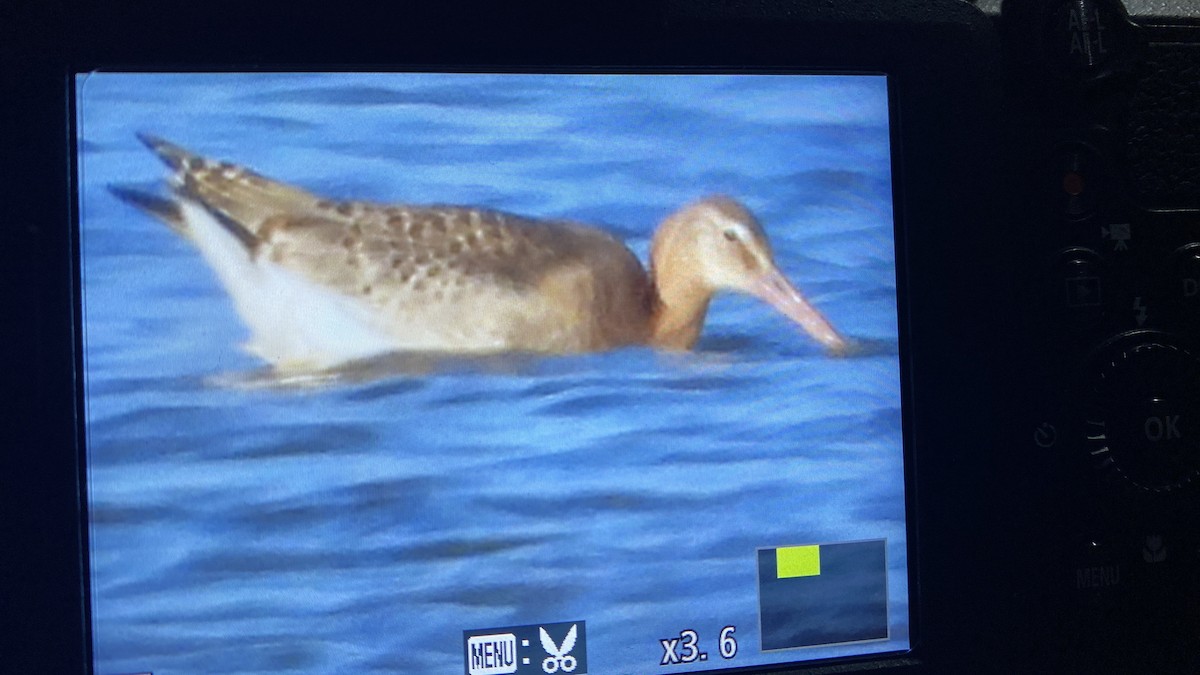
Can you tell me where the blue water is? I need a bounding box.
[76,73,905,675]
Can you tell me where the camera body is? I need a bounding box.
[4,0,1199,672]
[994,0,1200,671]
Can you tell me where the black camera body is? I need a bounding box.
[3,0,1199,673]
[993,0,1200,671]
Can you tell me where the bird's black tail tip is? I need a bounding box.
[107,184,185,231]
[134,130,164,149]
[134,132,195,171]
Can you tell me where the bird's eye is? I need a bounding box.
[723,229,738,242]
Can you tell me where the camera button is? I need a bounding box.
[1125,529,1197,601]
[1084,340,1200,493]
[1065,276,1102,308]
[1048,0,1134,79]
[1059,248,1105,319]
[1172,244,1200,306]
[1055,0,1115,69]
[1070,534,1126,609]
[1057,144,1105,219]
[1034,422,1059,449]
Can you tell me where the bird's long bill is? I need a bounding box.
[750,267,848,353]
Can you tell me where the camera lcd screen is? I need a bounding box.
[75,72,906,674]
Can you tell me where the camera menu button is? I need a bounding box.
[1069,534,1127,612]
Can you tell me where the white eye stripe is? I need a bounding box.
[719,221,751,242]
[699,205,751,240]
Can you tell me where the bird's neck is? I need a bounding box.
[648,253,713,350]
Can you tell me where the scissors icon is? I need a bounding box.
[540,625,579,673]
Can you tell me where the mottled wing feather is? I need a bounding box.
[258,204,568,294]
[139,133,325,235]
[177,168,323,232]
[268,203,652,351]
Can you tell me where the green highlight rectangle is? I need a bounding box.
[776,545,821,579]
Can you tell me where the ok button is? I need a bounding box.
[1144,411,1183,442]
[1139,397,1185,445]
[1089,340,1200,491]
[1113,396,1196,489]
[1142,393,1180,441]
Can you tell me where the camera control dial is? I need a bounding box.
[1084,338,1200,492]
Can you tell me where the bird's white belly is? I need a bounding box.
[181,202,403,370]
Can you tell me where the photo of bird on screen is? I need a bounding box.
[110,132,848,373]
[76,72,906,675]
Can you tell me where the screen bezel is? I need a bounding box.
[5,2,1006,672]
[71,66,915,675]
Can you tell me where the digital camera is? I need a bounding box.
[3,0,1198,673]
